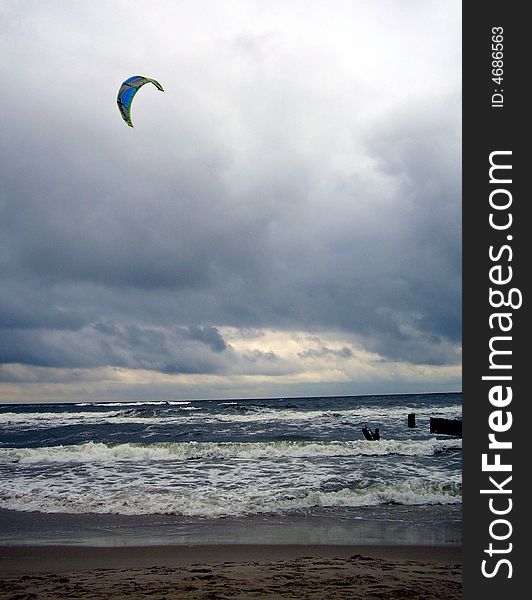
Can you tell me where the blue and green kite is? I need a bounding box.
[117,75,164,127]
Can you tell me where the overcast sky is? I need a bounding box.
[0,0,461,403]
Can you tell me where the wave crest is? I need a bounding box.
[0,438,462,464]
[0,478,461,517]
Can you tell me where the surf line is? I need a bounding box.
[479,151,522,580]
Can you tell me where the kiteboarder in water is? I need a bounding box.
[362,425,381,441]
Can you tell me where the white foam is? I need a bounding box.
[0,402,461,430]
[0,478,461,517]
[95,401,191,407]
[0,410,184,428]
[0,438,461,465]
[0,411,123,425]
[203,405,461,424]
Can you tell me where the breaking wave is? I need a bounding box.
[0,477,461,517]
[0,404,461,429]
[0,438,461,464]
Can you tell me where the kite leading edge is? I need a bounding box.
[117,75,164,127]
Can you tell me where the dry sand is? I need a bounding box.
[0,545,462,599]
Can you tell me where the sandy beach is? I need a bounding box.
[0,396,462,598]
[0,544,462,599]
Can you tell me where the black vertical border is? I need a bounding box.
[463,2,528,596]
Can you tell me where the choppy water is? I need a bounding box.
[0,393,461,523]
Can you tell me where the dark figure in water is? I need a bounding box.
[362,426,381,441]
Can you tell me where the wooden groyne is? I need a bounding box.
[429,417,462,437]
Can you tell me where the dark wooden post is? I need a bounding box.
[429,417,462,437]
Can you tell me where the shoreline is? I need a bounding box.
[0,505,462,548]
[0,543,462,574]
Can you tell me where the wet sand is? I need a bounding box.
[0,544,462,599]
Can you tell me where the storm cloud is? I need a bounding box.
[0,1,461,401]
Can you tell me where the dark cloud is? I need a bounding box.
[0,1,461,392]
[0,323,231,374]
[243,349,279,362]
[185,325,227,353]
[298,346,353,359]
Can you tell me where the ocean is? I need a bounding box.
[0,393,462,547]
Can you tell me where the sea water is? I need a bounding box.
[0,393,462,546]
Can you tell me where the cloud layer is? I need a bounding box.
[0,1,461,401]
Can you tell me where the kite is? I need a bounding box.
[117,76,164,127]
